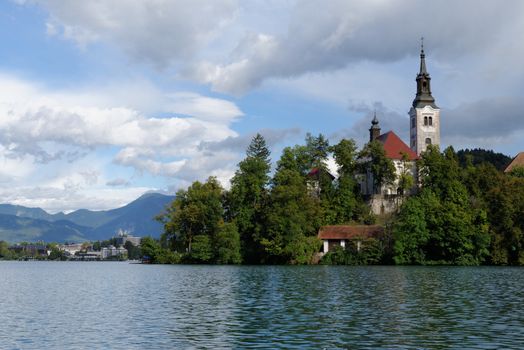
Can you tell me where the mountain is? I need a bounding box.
[0,193,175,243]
[0,214,89,243]
[76,193,175,241]
[0,204,65,221]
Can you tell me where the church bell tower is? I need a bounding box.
[409,39,440,155]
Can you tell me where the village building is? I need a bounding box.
[504,152,524,173]
[101,245,127,260]
[318,225,384,256]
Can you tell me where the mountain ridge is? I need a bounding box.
[0,193,175,243]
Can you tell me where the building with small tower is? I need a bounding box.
[360,41,440,215]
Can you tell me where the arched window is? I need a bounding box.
[429,116,433,126]
[424,116,428,125]
[425,138,432,145]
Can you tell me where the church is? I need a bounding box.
[358,43,441,215]
[319,44,442,255]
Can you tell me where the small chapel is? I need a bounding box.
[358,42,441,215]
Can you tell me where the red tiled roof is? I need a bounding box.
[376,131,418,160]
[504,152,524,173]
[318,225,384,240]
[307,167,335,179]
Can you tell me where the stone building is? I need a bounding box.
[360,43,440,215]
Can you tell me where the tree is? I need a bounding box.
[393,192,433,264]
[331,138,358,176]
[48,243,66,261]
[393,147,491,265]
[397,152,415,196]
[215,221,242,264]
[359,140,396,194]
[261,147,322,264]
[159,177,224,254]
[328,138,363,223]
[190,235,213,263]
[227,133,271,262]
[456,148,512,171]
[140,236,179,264]
[509,166,524,178]
[124,240,141,260]
[305,133,330,171]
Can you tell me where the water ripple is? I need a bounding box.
[0,263,523,349]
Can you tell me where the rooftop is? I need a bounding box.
[318,225,384,240]
[376,131,418,161]
[504,152,524,173]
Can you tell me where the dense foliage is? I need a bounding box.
[158,133,522,266]
[393,146,524,265]
[157,134,374,264]
[456,148,512,171]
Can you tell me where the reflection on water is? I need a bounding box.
[0,262,523,349]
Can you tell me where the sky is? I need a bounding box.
[0,0,523,213]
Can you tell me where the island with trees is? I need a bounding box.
[147,133,524,266]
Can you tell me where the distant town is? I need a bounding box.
[0,233,143,261]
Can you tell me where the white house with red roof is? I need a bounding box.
[359,43,440,215]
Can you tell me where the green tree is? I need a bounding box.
[215,221,242,264]
[124,240,141,260]
[0,241,13,259]
[329,138,363,223]
[227,134,271,263]
[140,236,179,264]
[393,192,433,264]
[48,243,66,261]
[160,177,224,254]
[509,165,524,178]
[305,133,330,171]
[397,152,415,196]
[190,235,213,263]
[393,147,491,265]
[359,140,396,194]
[261,147,322,264]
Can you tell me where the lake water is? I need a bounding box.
[0,263,523,349]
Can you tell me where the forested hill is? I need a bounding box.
[456,148,512,171]
[0,193,175,243]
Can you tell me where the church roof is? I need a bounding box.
[376,131,419,160]
[307,167,335,180]
[318,225,384,240]
[504,152,524,173]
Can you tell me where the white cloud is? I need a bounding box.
[0,73,245,211]
[32,0,237,66]
[186,0,524,95]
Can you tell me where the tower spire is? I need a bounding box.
[369,111,381,142]
[412,38,436,108]
[419,37,427,75]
